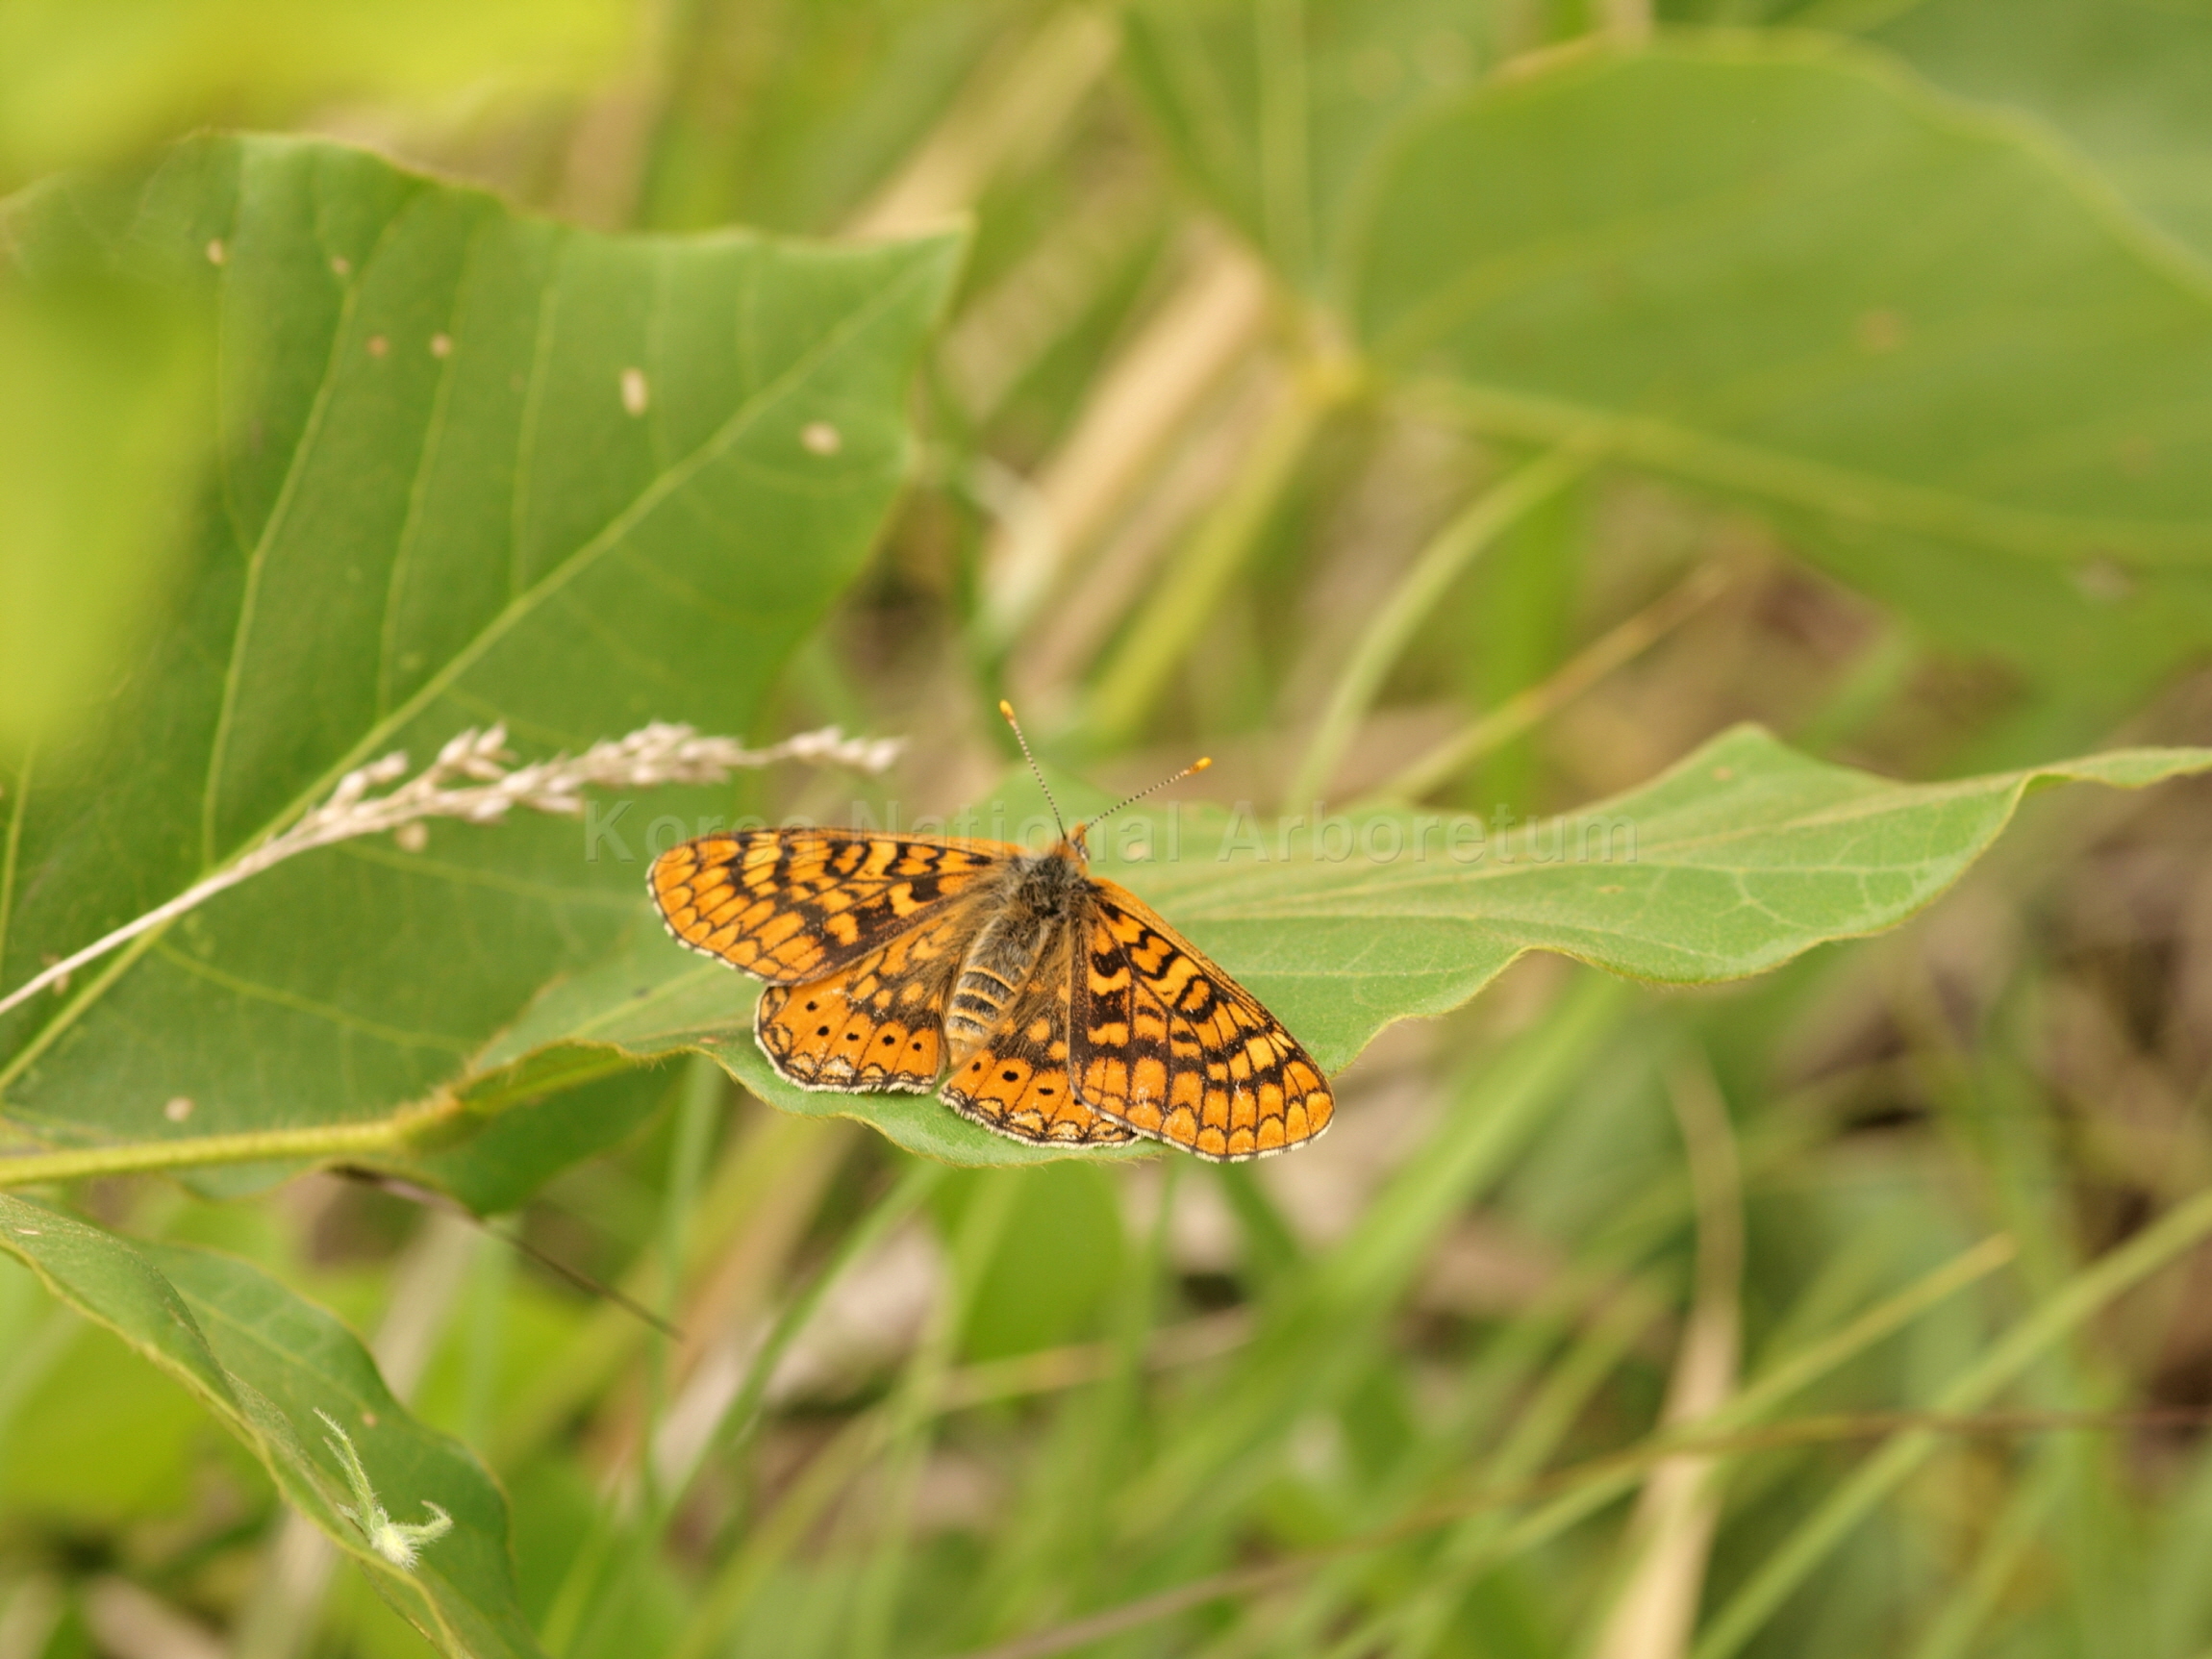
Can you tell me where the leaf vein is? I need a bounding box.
[199,189,423,867]
[377,208,490,717]
[151,942,474,1053]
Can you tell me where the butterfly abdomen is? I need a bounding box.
[945,850,1087,1059]
[946,966,1019,1048]
[946,915,1048,1053]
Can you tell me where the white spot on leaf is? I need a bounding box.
[621,367,649,416]
[801,421,842,455]
[205,239,226,265]
[429,334,452,359]
[164,1096,194,1122]
[366,335,389,359]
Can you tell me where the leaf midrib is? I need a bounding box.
[376,206,489,719]
[1134,748,2212,920]
[1414,377,2212,563]
[1134,769,1995,900]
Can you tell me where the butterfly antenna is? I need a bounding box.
[998,700,1068,839]
[1078,753,1213,841]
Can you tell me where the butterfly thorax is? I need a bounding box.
[943,842,1090,1062]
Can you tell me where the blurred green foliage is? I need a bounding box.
[5,3,2212,1658]
[0,0,636,189]
[0,273,209,757]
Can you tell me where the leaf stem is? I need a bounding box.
[1283,443,1592,809]
[0,1101,464,1189]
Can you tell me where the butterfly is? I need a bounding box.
[647,704,1333,1160]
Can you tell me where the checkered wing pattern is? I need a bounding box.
[755,900,987,1092]
[1071,880,1333,1161]
[940,929,1137,1148]
[651,830,1016,986]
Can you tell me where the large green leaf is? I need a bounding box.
[0,1194,541,1657]
[0,136,958,1187]
[1121,0,1500,292]
[1850,0,2212,269]
[399,727,2212,1168]
[1129,22,2212,698]
[1347,40,2212,687]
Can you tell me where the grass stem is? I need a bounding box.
[1368,560,1729,805]
[1085,362,1353,748]
[1286,442,1591,807]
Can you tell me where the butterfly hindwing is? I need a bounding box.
[1071,880,1333,1161]
[939,927,1137,1148]
[756,899,986,1092]
[652,829,1016,985]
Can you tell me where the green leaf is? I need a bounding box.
[1850,0,2212,268]
[1346,40,2212,682]
[380,1062,678,1217]
[1122,0,1500,291]
[0,135,959,1192]
[406,727,2212,1167]
[0,1194,542,1657]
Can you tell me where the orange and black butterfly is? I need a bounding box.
[646,705,1333,1160]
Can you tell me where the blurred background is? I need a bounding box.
[5,3,2212,1657]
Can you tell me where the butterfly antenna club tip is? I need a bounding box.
[1090,752,1215,830]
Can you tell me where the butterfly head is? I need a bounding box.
[998,701,1210,864]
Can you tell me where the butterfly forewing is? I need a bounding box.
[1072,881,1333,1160]
[651,829,1016,984]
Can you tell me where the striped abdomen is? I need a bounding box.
[945,911,1052,1057]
